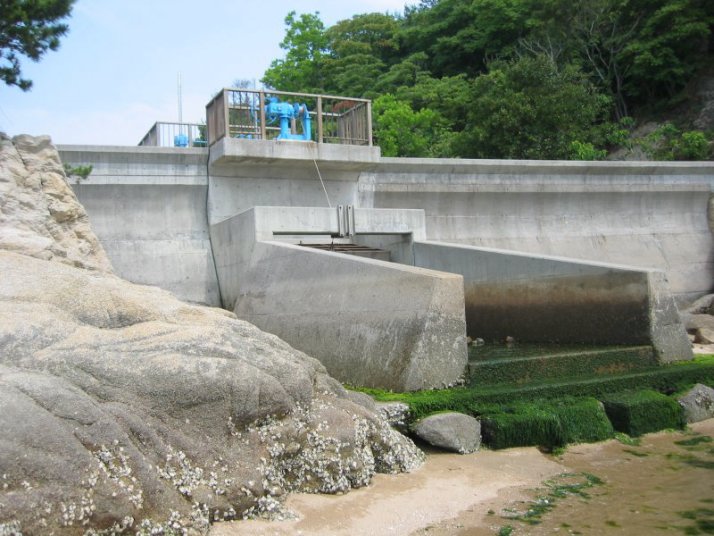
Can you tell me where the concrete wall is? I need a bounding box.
[364,158,714,303]
[59,145,221,306]
[59,144,714,308]
[412,241,692,362]
[210,207,468,391]
[208,139,380,224]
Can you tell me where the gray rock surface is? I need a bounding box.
[0,135,424,534]
[377,401,411,434]
[412,413,482,454]
[680,312,714,332]
[345,390,378,413]
[0,134,112,273]
[685,294,714,316]
[678,383,714,423]
[695,328,714,344]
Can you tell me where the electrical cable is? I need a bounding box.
[204,142,225,309]
[312,146,332,208]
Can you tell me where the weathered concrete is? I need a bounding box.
[210,207,468,391]
[59,145,220,305]
[58,146,713,305]
[412,241,693,363]
[364,158,714,303]
[54,144,708,374]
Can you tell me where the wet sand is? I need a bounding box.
[211,419,714,536]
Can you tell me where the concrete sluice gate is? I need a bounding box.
[210,205,692,391]
[61,139,710,392]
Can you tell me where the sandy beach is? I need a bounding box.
[210,419,714,536]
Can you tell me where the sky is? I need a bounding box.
[0,0,411,145]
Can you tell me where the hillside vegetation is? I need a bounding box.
[261,0,714,160]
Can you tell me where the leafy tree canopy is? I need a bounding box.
[262,11,328,93]
[0,0,75,90]
[453,55,612,159]
[261,0,714,159]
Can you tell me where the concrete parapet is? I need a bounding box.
[209,138,380,179]
[210,207,468,391]
[59,144,209,185]
[413,241,693,363]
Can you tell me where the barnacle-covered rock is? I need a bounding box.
[0,135,423,534]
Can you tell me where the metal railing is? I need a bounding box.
[138,122,207,148]
[205,88,372,147]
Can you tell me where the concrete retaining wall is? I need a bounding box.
[60,145,220,305]
[412,241,692,362]
[58,144,714,308]
[210,207,468,391]
[364,158,714,303]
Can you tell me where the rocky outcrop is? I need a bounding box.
[377,402,412,434]
[0,135,423,535]
[678,383,714,423]
[412,413,482,454]
[681,294,714,354]
[0,134,112,273]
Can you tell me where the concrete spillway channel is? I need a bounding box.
[209,206,692,392]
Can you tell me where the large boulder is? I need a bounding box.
[0,135,424,534]
[678,383,714,423]
[412,412,482,454]
[683,294,714,316]
[680,312,714,333]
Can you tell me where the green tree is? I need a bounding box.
[323,12,400,97]
[455,55,613,159]
[518,0,713,118]
[619,0,713,105]
[261,11,328,93]
[373,94,453,157]
[400,0,531,77]
[0,0,75,90]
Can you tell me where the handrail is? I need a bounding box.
[206,88,372,147]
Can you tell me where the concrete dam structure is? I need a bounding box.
[59,136,713,390]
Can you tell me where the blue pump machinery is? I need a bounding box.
[264,96,312,141]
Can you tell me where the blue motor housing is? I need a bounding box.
[174,133,189,147]
[265,97,311,141]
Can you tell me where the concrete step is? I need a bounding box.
[467,344,658,386]
[465,361,714,405]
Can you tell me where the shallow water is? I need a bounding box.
[510,428,714,535]
[434,421,714,535]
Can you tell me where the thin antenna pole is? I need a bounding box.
[177,72,183,126]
